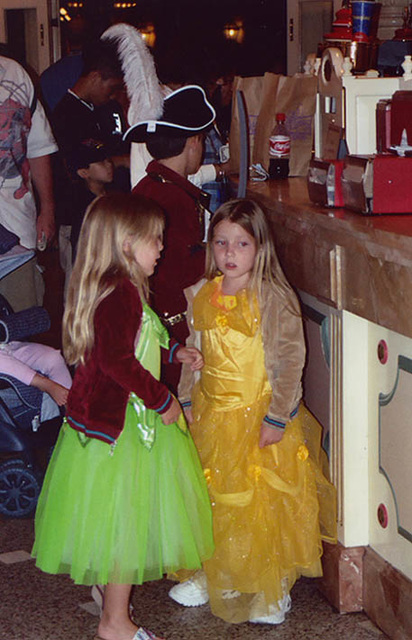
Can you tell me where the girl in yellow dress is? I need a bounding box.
[170,198,337,624]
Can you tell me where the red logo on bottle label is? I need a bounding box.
[269,135,290,158]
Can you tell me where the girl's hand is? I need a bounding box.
[184,406,194,425]
[259,423,284,448]
[32,374,69,406]
[161,397,182,425]
[176,346,204,371]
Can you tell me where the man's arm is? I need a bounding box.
[28,154,56,245]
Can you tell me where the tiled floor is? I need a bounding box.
[0,514,390,640]
[0,251,391,640]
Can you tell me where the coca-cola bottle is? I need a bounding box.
[269,113,290,179]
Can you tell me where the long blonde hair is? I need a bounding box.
[206,198,300,313]
[63,192,164,365]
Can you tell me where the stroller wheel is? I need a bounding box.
[0,460,41,518]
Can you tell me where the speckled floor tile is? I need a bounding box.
[0,549,32,564]
[0,515,390,640]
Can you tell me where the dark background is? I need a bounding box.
[63,0,287,78]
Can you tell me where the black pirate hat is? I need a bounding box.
[123,85,216,143]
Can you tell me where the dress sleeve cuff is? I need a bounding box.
[181,400,192,408]
[153,392,172,414]
[168,341,180,363]
[263,415,286,430]
[264,404,300,429]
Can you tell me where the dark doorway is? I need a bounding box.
[5,9,26,64]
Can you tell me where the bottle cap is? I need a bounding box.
[276,113,286,122]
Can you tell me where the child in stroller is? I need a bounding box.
[0,294,72,518]
[0,341,71,419]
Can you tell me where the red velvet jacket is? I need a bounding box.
[133,161,206,336]
[66,278,177,445]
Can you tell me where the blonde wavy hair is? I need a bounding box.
[206,198,300,314]
[63,192,164,366]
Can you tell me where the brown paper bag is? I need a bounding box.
[275,75,317,176]
[252,73,282,168]
[229,75,265,173]
[249,73,318,177]
[230,73,317,177]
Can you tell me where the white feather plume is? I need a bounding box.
[101,23,163,124]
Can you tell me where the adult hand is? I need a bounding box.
[29,154,56,245]
[221,157,233,176]
[36,209,55,245]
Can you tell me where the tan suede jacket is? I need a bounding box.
[178,279,306,432]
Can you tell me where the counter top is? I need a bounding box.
[244,177,412,337]
[248,177,412,256]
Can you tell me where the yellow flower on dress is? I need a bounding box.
[193,277,260,337]
[215,312,229,333]
[247,464,262,483]
[297,444,309,461]
[216,293,237,310]
[204,468,212,485]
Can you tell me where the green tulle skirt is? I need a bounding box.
[32,411,214,586]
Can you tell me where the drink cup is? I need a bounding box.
[352,0,375,43]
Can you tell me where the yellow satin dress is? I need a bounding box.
[189,278,336,623]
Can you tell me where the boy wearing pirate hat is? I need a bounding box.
[124,84,215,392]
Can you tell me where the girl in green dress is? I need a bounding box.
[32,193,214,640]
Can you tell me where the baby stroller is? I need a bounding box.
[0,294,62,518]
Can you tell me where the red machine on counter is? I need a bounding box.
[377,90,412,152]
[309,90,412,214]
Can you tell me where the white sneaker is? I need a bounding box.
[249,592,291,625]
[281,593,292,613]
[221,589,241,600]
[168,572,209,607]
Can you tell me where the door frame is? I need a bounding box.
[287,0,340,75]
[0,0,55,73]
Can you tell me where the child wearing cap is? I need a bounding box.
[127,85,216,393]
[67,139,114,257]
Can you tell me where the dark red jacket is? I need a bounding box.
[133,161,206,336]
[66,278,176,445]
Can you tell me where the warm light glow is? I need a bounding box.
[60,8,72,21]
[223,19,244,43]
[138,23,156,47]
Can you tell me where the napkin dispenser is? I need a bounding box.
[307,159,344,207]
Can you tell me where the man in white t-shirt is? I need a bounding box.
[0,55,57,250]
